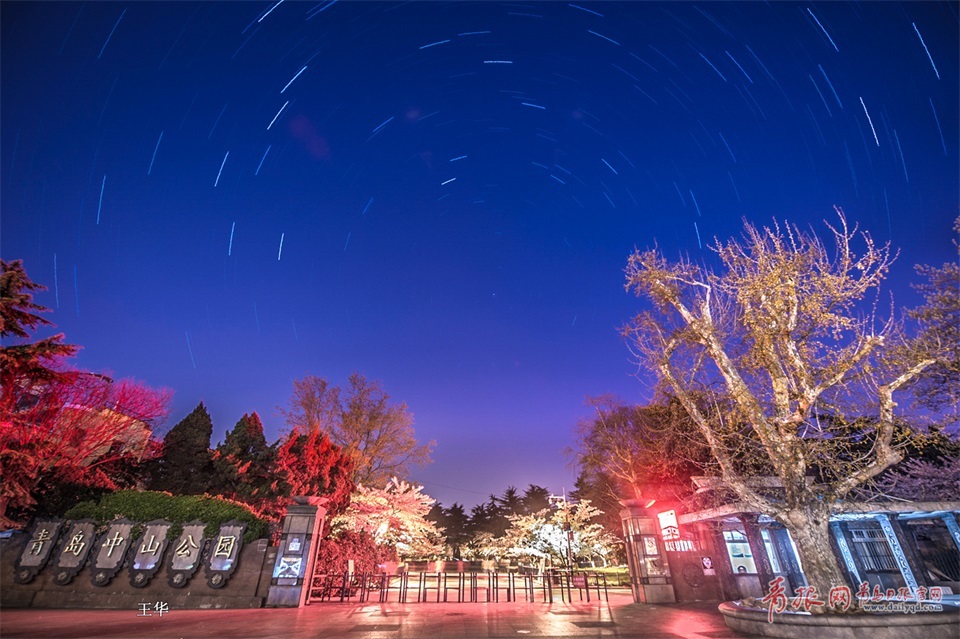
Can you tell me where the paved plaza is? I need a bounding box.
[0,591,761,638]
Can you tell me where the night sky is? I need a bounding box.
[2,2,957,508]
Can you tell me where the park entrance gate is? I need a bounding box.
[304,566,612,604]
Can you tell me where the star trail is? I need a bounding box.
[1,1,957,507]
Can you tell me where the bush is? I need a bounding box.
[314,530,397,574]
[64,490,268,542]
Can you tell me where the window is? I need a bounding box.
[724,530,757,574]
[850,528,898,572]
[761,529,782,573]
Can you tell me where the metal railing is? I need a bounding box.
[306,569,612,604]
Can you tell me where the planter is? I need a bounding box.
[718,600,960,639]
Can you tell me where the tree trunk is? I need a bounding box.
[782,506,850,612]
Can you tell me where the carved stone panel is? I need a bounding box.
[205,520,246,589]
[90,519,135,587]
[166,522,207,589]
[14,519,64,584]
[129,520,171,588]
[52,520,97,585]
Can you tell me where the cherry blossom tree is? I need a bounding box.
[330,477,444,560]
[501,499,619,568]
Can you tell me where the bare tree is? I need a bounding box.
[622,211,943,603]
[281,373,433,487]
[572,395,709,503]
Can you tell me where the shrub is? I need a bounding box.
[314,530,397,574]
[64,490,268,542]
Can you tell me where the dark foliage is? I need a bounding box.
[146,403,216,495]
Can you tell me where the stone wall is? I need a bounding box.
[0,534,278,610]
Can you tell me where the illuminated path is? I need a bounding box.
[0,592,760,638]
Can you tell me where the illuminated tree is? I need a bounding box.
[281,373,433,486]
[1,260,169,527]
[274,425,355,518]
[331,478,444,560]
[214,412,276,507]
[502,499,618,569]
[622,211,946,604]
[877,454,960,501]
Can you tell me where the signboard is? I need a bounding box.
[206,520,246,589]
[53,520,97,585]
[641,535,660,556]
[701,556,716,576]
[657,509,680,541]
[91,519,135,586]
[14,519,64,584]
[129,520,171,587]
[167,522,206,588]
[274,556,304,580]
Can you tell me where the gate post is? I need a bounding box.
[266,496,328,607]
[620,500,676,604]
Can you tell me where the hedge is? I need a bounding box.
[64,490,268,543]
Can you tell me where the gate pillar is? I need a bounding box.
[266,496,328,607]
[620,500,676,603]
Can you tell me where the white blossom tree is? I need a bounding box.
[502,499,619,568]
[331,477,444,559]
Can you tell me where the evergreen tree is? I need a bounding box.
[467,501,494,537]
[442,502,470,559]
[0,259,79,418]
[214,412,275,504]
[147,403,215,495]
[520,484,551,515]
[489,486,522,536]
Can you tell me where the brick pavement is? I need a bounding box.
[1,591,760,638]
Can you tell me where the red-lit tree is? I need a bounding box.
[273,425,356,521]
[1,259,78,417]
[281,373,433,486]
[1,260,170,527]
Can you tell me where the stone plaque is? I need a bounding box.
[167,522,206,589]
[53,520,97,585]
[274,555,303,580]
[206,520,246,589]
[91,519,135,587]
[14,519,64,584]
[129,520,171,588]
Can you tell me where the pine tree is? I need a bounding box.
[0,259,79,418]
[147,403,215,495]
[214,412,275,503]
[520,485,551,515]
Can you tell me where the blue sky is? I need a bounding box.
[2,1,957,507]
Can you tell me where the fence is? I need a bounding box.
[306,570,612,605]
